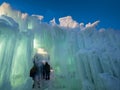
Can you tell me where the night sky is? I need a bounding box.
[0,0,120,30]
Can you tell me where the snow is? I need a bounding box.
[0,2,120,90]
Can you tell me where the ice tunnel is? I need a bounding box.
[0,3,120,90]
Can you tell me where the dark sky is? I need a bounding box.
[0,0,120,29]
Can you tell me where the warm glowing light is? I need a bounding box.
[37,48,48,55]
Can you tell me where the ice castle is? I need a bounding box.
[0,2,120,90]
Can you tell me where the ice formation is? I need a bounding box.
[0,2,120,90]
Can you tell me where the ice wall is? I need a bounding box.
[0,15,33,90]
[0,2,120,90]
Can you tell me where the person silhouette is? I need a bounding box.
[30,64,38,88]
[44,62,50,80]
[30,55,40,88]
[41,60,46,79]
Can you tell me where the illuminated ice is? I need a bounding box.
[0,2,120,90]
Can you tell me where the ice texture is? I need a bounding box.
[0,2,120,90]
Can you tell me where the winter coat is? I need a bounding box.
[30,66,37,79]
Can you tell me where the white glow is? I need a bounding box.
[33,39,39,48]
[37,48,48,55]
[28,21,33,29]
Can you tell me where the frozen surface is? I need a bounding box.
[0,2,120,90]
